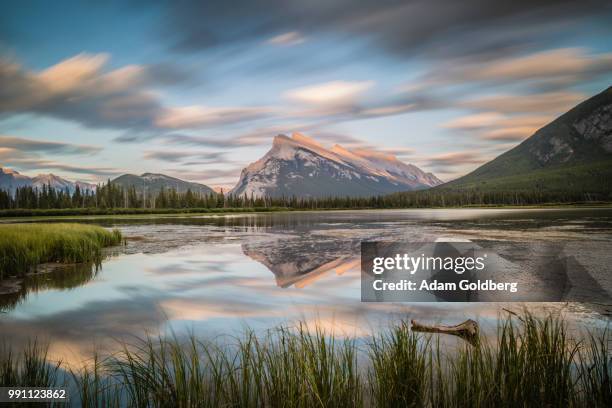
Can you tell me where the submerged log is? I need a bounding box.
[410,319,479,345]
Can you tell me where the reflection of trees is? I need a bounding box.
[0,262,99,312]
[242,237,360,288]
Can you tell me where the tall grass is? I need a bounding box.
[0,313,610,407]
[0,223,122,279]
[0,341,62,388]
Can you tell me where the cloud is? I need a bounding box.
[160,167,244,186]
[0,135,102,155]
[402,49,612,147]
[281,81,438,124]
[359,103,416,117]
[165,132,271,149]
[442,112,553,142]
[426,151,485,168]
[143,150,225,163]
[442,113,506,130]
[163,123,318,149]
[0,54,269,133]
[266,31,306,46]
[418,48,612,89]
[461,91,585,114]
[154,105,272,129]
[443,113,550,131]
[0,149,118,176]
[0,137,115,178]
[285,80,374,107]
[0,54,161,129]
[480,126,537,142]
[160,0,612,62]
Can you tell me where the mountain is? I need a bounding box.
[441,87,612,193]
[0,168,32,194]
[0,168,213,196]
[230,133,442,198]
[242,236,359,288]
[33,174,74,192]
[0,168,95,194]
[111,173,214,195]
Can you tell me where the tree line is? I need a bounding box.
[0,180,609,212]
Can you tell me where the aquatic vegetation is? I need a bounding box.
[0,223,122,280]
[0,341,62,389]
[0,313,609,407]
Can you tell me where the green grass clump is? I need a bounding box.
[0,223,122,279]
[369,321,429,407]
[106,324,361,408]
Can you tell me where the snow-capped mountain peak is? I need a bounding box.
[0,167,97,194]
[230,132,442,198]
[1,167,21,176]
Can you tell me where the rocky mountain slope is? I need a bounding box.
[441,86,612,193]
[111,173,214,195]
[230,133,441,198]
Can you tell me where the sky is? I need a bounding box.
[1,0,611,188]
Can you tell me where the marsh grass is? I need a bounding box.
[0,223,122,279]
[0,313,610,407]
[0,341,62,389]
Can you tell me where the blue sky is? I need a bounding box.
[1,0,611,188]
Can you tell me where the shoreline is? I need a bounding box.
[0,202,611,221]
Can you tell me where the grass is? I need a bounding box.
[0,223,122,280]
[0,313,609,407]
[0,341,62,388]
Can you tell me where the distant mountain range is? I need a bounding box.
[0,168,96,195]
[440,86,612,193]
[111,173,214,195]
[0,169,214,196]
[230,133,442,198]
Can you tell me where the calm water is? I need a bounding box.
[1,208,611,366]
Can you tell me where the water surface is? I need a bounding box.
[1,208,611,366]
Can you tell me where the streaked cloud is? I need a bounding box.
[426,152,486,168]
[160,167,244,186]
[443,113,550,131]
[143,150,226,163]
[442,112,553,142]
[442,113,506,130]
[0,148,119,176]
[285,80,374,107]
[163,123,319,149]
[0,54,160,130]
[154,105,272,129]
[267,31,306,46]
[418,48,612,89]
[0,135,102,155]
[461,91,585,114]
[0,54,271,133]
[480,126,537,142]
[161,0,612,62]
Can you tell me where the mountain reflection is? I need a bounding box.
[242,237,360,288]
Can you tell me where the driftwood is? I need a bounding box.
[411,319,479,346]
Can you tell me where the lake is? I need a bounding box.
[1,208,611,367]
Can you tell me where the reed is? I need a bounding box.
[0,341,62,389]
[0,223,122,279]
[0,313,610,407]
